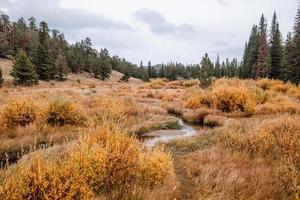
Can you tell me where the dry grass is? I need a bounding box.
[177,148,283,200]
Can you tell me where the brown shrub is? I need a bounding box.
[150,79,165,89]
[182,108,212,124]
[203,115,225,127]
[183,79,200,88]
[184,90,213,109]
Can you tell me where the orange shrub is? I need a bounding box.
[1,99,39,127]
[257,78,283,90]
[212,86,256,115]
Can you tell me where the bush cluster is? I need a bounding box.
[0,123,174,199]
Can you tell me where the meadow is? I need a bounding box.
[1,58,300,199]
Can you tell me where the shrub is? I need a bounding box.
[0,156,93,200]
[1,99,38,127]
[183,108,212,124]
[184,91,213,109]
[46,99,84,126]
[140,149,174,187]
[183,79,200,87]
[0,122,174,199]
[287,86,300,99]
[150,79,165,89]
[248,86,268,104]
[167,106,182,116]
[257,78,283,90]
[270,83,289,93]
[87,97,137,122]
[203,115,225,127]
[212,86,256,115]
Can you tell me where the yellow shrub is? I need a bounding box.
[1,99,38,127]
[140,149,174,187]
[0,156,93,200]
[46,99,85,126]
[212,86,256,115]
[0,122,174,199]
[248,86,268,104]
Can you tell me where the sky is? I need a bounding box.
[0,0,298,65]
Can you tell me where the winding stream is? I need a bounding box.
[143,119,198,147]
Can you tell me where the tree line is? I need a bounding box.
[1,4,300,86]
[0,12,139,85]
[241,6,300,84]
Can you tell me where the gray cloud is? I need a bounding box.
[0,0,131,31]
[134,9,195,36]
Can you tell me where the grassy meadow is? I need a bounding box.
[1,58,300,199]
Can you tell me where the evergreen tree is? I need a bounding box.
[269,12,283,79]
[214,54,221,78]
[92,49,112,80]
[34,21,55,80]
[10,50,38,85]
[199,53,214,86]
[283,32,295,81]
[242,25,260,78]
[0,66,3,86]
[147,61,152,78]
[292,5,300,83]
[255,14,269,78]
[55,52,69,81]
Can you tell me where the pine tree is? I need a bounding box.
[99,48,112,80]
[215,54,221,78]
[11,50,38,85]
[0,66,3,86]
[34,21,55,80]
[55,52,69,81]
[242,25,260,78]
[147,61,152,78]
[269,12,283,79]
[255,14,269,78]
[292,5,300,83]
[283,32,295,81]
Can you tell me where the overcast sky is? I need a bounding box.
[0,0,298,64]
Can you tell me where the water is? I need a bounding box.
[143,119,198,147]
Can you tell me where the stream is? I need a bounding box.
[143,119,198,147]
